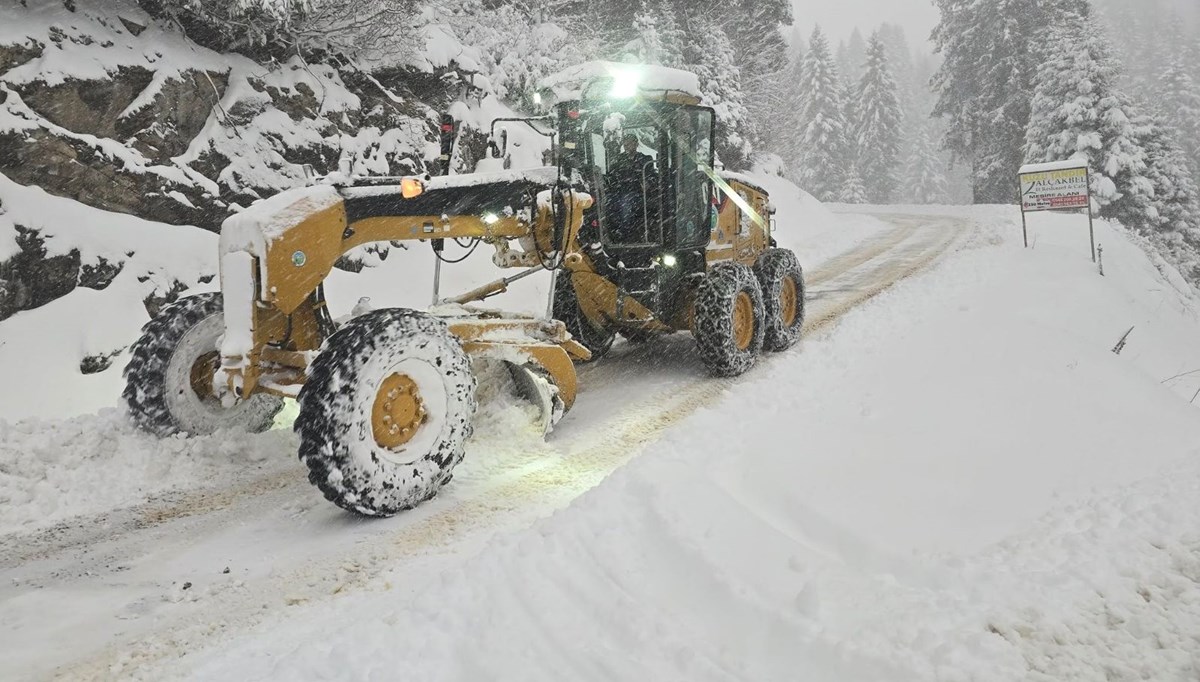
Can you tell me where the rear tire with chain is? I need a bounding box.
[755,248,806,352]
[553,271,614,361]
[296,309,477,516]
[693,261,765,377]
[122,292,283,436]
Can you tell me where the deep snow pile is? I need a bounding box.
[0,411,297,534]
[0,176,218,417]
[170,209,1200,681]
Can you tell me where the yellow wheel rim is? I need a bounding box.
[189,351,219,400]
[371,373,426,449]
[733,291,754,351]
[779,275,799,328]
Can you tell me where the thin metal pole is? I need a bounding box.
[431,253,443,305]
[1086,167,1096,263]
[1019,176,1029,248]
[545,272,557,321]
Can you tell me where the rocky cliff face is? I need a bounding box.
[0,0,485,323]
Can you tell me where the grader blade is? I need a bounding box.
[504,360,565,435]
[445,309,588,437]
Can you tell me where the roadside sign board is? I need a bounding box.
[1020,164,1090,212]
[1017,160,1095,261]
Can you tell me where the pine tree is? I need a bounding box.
[932,0,1091,203]
[714,0,793,152]
[758,38,804,158]
[1140,115,1200,236]
[556,0,643,55]
[684,17,753,169]
[1023,12,1157,230]
[1159,59,1200,180]
[837,29,868,84]
[839,163,869,204]
[719,0,793,88]
[877,24,915,114]
[626,0,684,66]
[794,26,849,201]
[905,123,951,204]
[852,32,904,203]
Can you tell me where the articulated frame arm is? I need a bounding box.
[216,180,594,400]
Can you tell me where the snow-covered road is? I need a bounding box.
[0,212,963,681]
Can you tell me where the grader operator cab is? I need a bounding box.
[122,62,806,516]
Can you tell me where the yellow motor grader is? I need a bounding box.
[122,62,806,516]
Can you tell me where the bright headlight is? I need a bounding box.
[482,212,500,225]
[661,254,677,267]
[610,68,640,99]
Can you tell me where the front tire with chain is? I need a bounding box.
[296,309,477,516]
[122,292,283,436]
[755,248,806,351]
[693,261,765,377]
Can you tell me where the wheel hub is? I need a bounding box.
[780,275,798,327]
[372,373,426,449]
[189,351,220,400]
[733,291,754,351]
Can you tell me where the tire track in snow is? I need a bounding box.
[13,214,964,682]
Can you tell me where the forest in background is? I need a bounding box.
[17,0,1200,222]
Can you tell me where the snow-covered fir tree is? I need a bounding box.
[1024,10,1200,241]
[1093,0,1198,102]
[683,17,752,169]
[905,122,951,204]
[697,0,793,155]
[626,0,684,66]
[757,37,805,158]
[1140,115,1200,237]
[1159,59,1200,180]
[852,32,904,203]
[837,29,868,84]
[793,26,849,201]
[932,0,1091,203]
[876,24,917,117]
[1023,12,1157,230]
[839,163,869,204]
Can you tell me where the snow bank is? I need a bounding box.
[0,411,297,536]
[0,175,214,278]
[177,207,1200,680]
[753,172,886,264]
[0,177,218,421]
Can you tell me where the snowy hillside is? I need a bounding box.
[0,0,501,335]
[145,208,1200,681]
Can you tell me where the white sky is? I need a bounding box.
[790,0,940,48]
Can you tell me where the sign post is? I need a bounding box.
[1018,160,1095,262]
